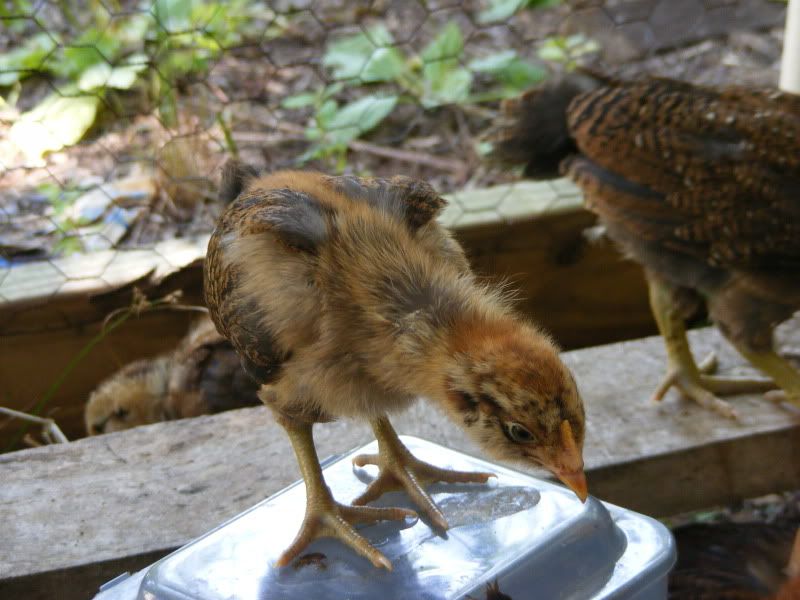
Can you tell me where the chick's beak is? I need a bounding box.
[549,420,589,503]
[556,469,588,503]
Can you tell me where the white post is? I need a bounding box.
[780,0,800,93]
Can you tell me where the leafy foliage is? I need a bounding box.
[538,34,600,70]
[286,21,552,163]
[478,0,561,24]
[0,0,280,159]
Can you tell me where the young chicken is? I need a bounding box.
[204,161,587,570]
[487,74,800,418]
[85,315,260,435]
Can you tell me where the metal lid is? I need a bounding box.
[134,436,675,600]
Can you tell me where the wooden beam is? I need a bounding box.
[2,319,798,599]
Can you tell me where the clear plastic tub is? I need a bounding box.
[94,436,675,599]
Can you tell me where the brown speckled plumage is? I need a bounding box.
[202,163,588,568]
[489,75,800,413]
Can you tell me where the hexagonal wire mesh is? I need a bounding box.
[0,0,789,447]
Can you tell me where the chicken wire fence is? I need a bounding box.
[0,0,789,445]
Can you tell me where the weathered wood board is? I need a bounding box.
[2,319,798,599]
[0,180,654,446]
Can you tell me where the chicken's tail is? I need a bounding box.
[484,71,604,179]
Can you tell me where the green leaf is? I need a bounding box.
[323,24,405,82]
[478,0,560,22]
[77,62,112,91]
[9,90,100,159]
[468,50,517,73]
[538,34,599,64]
[153,0,193,33]
[0,33,57,86]
[316,94,397,147]
[106,62,148,89]
[419,22,471,107]
[321,82,345,100]
[282,92,317,109]
[361,46,406,83]
[421,22,464,66]
[77,53,147,91]
[53,28,124,79]
[477,0,526,23]
[422,66,472,108]
[315,98,339,128]
[471,51,547,93]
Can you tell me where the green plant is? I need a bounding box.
[537,34,600,70]
[0,0,280,159]
[478,0,561,24]
[285,22,548,164]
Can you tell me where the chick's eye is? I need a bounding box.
[503,422,535,444]
[114,408,129,420]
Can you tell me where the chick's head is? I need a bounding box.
[84,357,170,435]
[445,324,587,501]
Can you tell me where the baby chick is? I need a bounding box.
[204,162,587,570]
[85,355,171,434]
[85,314,260,435]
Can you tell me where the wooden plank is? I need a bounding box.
[2,319,798,599]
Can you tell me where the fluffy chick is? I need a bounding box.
[487,73,800,418]
[85,315,259,435]
[85,355,171,434]
[204,162,587,570]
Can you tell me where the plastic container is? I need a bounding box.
[94,436,676,600]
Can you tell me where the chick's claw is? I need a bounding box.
[352,451,494,531]
[276,500,416,570]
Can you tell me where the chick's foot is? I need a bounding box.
[352,416,493,530]
[279,419,415,571]
[277,492,415,570]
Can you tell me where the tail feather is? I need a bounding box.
[485,73,602,179]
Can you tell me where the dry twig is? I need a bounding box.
[0,406,68,445]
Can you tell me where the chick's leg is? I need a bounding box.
[352,416,493,530]
[647,276,774,419]
[278,420,416,570]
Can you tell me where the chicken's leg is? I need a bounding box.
[647,276,775,419]
[278,420,416,570]
[351,416,494,530]
[734,348,800,409]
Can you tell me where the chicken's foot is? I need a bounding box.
[352,416,494,530]
[648,277,774,419]
[278,421,416,570]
